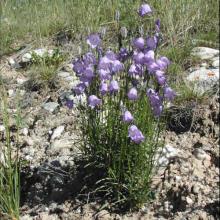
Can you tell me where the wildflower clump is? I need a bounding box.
[69,3,175,210]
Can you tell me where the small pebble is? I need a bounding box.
[51,126,65,140]
[0,125,5,132]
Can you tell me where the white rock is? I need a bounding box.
[175,176,182,182]
[186,196,193,204]
[22,128,29,136]
[50,138,72,152]
[64,76,74,81]
[186,68,219,94]
[212,57,219,68]
[24,137,34,146]
[200,63,208,67]
[21,48,54,63]
[164,144,178,157]
[0,125,5,132]
[51,126,65,140]
[21,52,32,62]
[19,90,26,96]
[192,47,219,60]
[57,71,70,78]
[158,156,169,166]
[17,78,28,85]
[42,102,59,113]
[193,148,207,160]
[8,89,14,97]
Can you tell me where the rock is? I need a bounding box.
[95,210,111,220]
[192,47,219,60]
[24,137,34,146]
[51,126,65,140]
[17,78,28,85]
[64,76,74,81]
[164,144,177,157]
[57,71,70,78]
[212,57,219,68]
[186,68,219,94]
[8,89,14,98]
[193,148,207,160]
[50,138,72,153]
[186,196,193,204]
[20,215,33,220]
[200,63,208,67]
[158,156,169,166]
[8,57,20,68]
[42,102,59,113]
[21,52,32,63]
[21,48,54,63]
[21,127,29,136]
[38,212,59,220]
[63,63,74,72]
[192,184,200,194]
[0,125,5,132]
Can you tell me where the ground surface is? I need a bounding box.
[0,43,219,220]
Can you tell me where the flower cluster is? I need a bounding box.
[70,3,175,144]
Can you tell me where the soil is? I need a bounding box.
[0,44,219,220]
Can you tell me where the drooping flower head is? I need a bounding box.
[133,37,145,50]
[118,48,129,62]
[143,50,155,64]
[164,87,176,101]
[73,59,85,76]
[155,70,166,86]
[109,80,119,94]
[146,36,157,50]
[147,89,163,117]
[139,4,152,17]
[87,34,101,48]
[66,100,74,109]
[100,82,108,96]
[133,51,145,65]
[128,87,138,100]
[128,125,145,144]
[129,63,143,77]
[88,95,101,108]
[122,110,134,123]
[73,82,86,95]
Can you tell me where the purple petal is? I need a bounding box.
[128,87,138,100]
[133,37,145,50]
[139,4,152,17]
[122,110,134,123]
[88,95,101,108]
[87,34,101,48]
[128,125,145,144]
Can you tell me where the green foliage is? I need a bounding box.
[0,0,219,55]
[0,91,20,219]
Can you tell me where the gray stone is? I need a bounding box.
[0,125,5,132]
[17,78,28,85]
[186,68,219,94]
[50,138,72,153]
[21,48,54,63]
[20,215,33,220]
[192,184,200,194]
[42,102,59,113]
[212,57,219,68]
[193,148,207,160]
[64,76,74,81]
[21,127,29,136]
[51,126,65,140]
[192,47,219,60]
[57,71,70,78]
